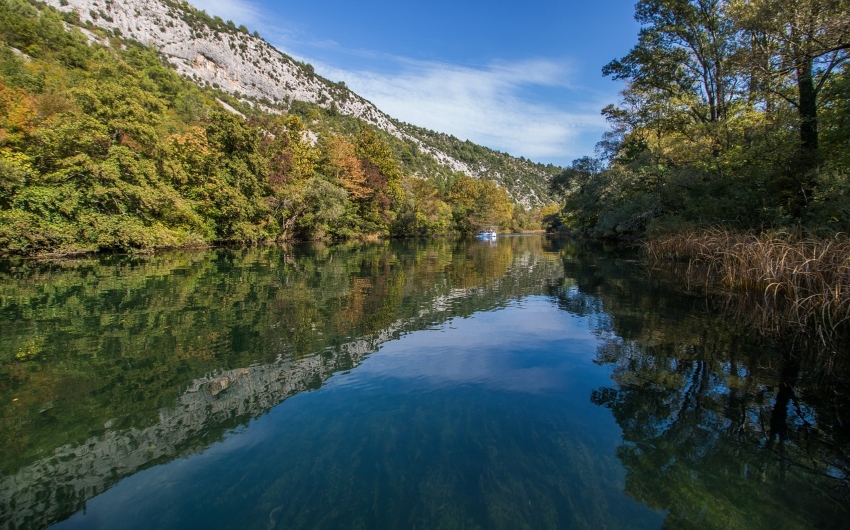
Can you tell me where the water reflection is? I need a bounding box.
[0,237,565,529]
[0,237,847,529]
[551,242,850,529]
[50,297,663,530]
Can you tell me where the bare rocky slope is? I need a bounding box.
[40,0,556,207]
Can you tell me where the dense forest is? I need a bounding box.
[548,0,849,239]
[0,0,538,256]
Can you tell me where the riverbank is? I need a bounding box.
[0,230,539,260]
[643,228,850,335]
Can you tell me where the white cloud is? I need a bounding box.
[311,56,610,162]
[188,1,611,163]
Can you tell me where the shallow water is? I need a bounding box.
[0,236,846,529]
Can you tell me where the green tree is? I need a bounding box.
[730,0,850,182]
[393,177,453,236]
[561,0,850,236]
[603,0,739,127]
[354,128,406,234]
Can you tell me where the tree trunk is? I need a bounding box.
[796,56,819,171]
[781,56,820,217]
[766,355,800,450]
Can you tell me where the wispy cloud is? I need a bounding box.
[311,56,609,162]
[188,1,611,163]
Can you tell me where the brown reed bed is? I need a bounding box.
[642,228,850,337]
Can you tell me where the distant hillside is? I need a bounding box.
[40,0,558,206]
[1,0,551,254]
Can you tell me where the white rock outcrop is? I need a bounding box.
[40,0,552,206]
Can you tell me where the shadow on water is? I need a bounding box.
[0,236,847,529]
[549,240,850,529]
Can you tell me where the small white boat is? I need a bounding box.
[476,226,497,239]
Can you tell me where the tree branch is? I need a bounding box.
[814,50,849,93]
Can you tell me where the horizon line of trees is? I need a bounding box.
[549,0,850,239]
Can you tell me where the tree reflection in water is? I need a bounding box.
[2,237,848,529]
[0,236,567,529]
[552,241,850,529]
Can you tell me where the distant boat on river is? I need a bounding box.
[476,226,497,239]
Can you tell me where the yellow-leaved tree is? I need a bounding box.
[447,174,513,234]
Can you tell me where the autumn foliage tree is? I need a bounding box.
[448,174,514,234]
[0,0,527,255]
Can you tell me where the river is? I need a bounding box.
[0,236,847,529]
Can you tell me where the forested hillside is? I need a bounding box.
[39,0,556,207]
[548,0,850,239]
[0,0,536,255]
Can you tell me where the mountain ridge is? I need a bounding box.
[41,0,556,206]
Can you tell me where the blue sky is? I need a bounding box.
[190,0,641,167]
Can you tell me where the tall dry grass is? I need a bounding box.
[643,228,850,334]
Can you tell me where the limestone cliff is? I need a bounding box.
[40,0,555,206]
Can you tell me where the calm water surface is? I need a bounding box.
[0,236,847,529]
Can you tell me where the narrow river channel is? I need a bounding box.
[1,236,847,529]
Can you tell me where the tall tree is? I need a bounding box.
[604,0,739,126]
[354,128,406,233]
[730,0,850,170]
[321,135,368,200]
[447,174,513,234]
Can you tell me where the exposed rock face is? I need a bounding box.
[39,0,553,207]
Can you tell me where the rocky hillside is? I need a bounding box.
[40,0,556,206]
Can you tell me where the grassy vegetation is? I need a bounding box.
[644,228,850,335]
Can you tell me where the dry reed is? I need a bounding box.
[643,228,850,334]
